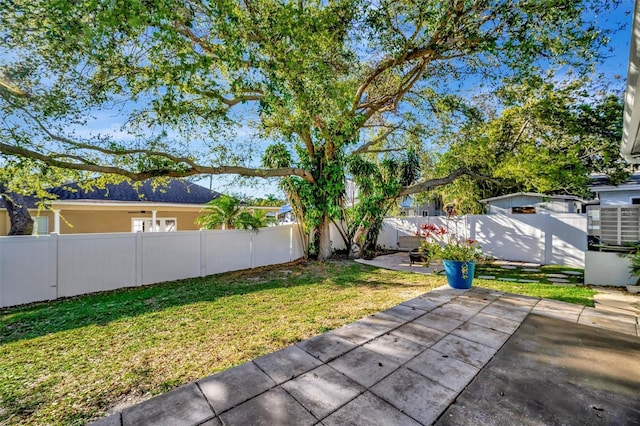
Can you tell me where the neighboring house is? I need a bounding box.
[277,205,296,224]
[588,173,640,206]
[480,192,585,215]
[0,178,222,235]
[397,195,445,217]
[344,179,359,209]
[587,173,640,247]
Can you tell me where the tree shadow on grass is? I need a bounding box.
[0,261,438,345]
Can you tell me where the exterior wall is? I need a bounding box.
[0,208,204,235]
[584,251,634,286]
[58,210,204,233]
[487,196,576,214]
[0,224,304,308]
[597,190,640,206]
[0,212,7,235]
[379,214,587,268]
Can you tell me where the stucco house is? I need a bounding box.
[0,178,223,235]
[480,192,585,215]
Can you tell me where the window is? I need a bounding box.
[132,218,177,232]
[511,206,536,214]
[632,198,640,205]
[31,216,49,235]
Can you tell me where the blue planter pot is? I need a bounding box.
[443,260,475,289]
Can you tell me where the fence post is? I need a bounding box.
[289,225,293,261]
[200,230,206,277]
[250,230,255,269]
[50,233,59,299]
[135,232,143,286]
[543,214,552,265]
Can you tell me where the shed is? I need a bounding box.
[480,192,585,215]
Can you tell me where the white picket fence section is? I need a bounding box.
[378,214,587,268]
[0,225,304,308]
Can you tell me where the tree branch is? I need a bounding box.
[0,142,315,182]
[353,126,400,154]
[398,167,501,196]
[188,87,263,107]
[0,76,28,97]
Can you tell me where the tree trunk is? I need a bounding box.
[349,226,367,259]
[317,212,332,260]
[0,186,34,235]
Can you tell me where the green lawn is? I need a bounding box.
[0,260,596,425]
[475,263,584,285]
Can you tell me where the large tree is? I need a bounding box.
[430,78,630,213]
[0,0,621,256]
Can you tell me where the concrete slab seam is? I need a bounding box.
[195,381,218,420]
[366,385,428,426]
[283,363,369,423]
[275,384,323,423]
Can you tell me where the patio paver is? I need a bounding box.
[197,362,276,415]
[430,334,498,368]
[469,312,521,334]
[413,309,464,333]
[371,367,457,425]
[218,387,316,426]
[328,346,400,387]
[121,383,214,426]
[405,348,480,392]
[253,345,323,385]
[295,333,358,363]
[322,391,421,426]
[390,322,446,346]
[451,321,511,349]
[361,334,426,364]
[280,365,364,419]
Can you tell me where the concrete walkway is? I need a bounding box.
[93,284,640,426]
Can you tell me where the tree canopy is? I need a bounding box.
[0,0,624,256]
[430,78,630,213]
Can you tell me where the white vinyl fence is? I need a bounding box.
[0,224,304,308]
[379,214,587,268]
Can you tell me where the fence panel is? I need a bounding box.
[546,214,587,267]
[380,214,587,267]
[57,233,137,297]
[0,225,305,308]
[141,231,202,285]
[0,236,56,307]
[252,226,293,267]
[203,230,252,275]
[469,215,546,264]
[291,225,305,259]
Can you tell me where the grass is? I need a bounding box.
[475,263,584,285]
[0,260,596,425]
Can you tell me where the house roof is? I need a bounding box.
[399,197,414,209]
[479,192,584,204]
[588,173,640,191]
[0,178,221,209]
[620,0,640,162]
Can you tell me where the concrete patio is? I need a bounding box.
[93,284,640,426]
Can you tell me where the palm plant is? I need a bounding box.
[196,195,265,230]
